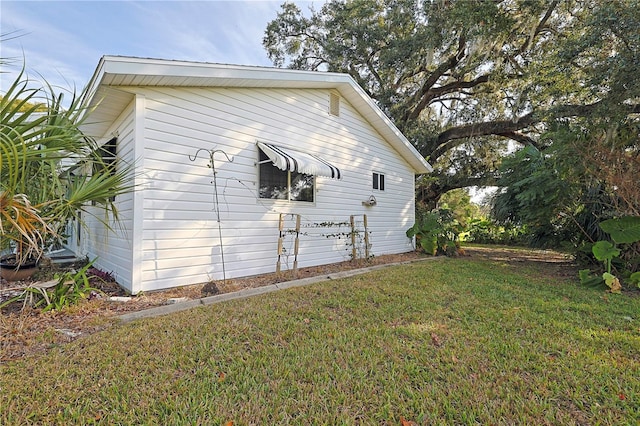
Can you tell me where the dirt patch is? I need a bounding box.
[462,245,578,279]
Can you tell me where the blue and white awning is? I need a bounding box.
[257,142,341,179]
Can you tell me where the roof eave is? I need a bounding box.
[83,56,432,173]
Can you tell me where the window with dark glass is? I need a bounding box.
[93,137,117,202]
[373,172,385,191]
[259,148,314,202]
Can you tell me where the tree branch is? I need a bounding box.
[430,101,640,161]
[517,0,559,55]
[432,112,537,159]
[403,34,468,122]
[428,74,490,98]
[365,50,384,92]
[417,174,499,207]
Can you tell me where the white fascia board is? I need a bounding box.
[337,77,433,174]
[99,55,350,84]
[83,56,108,109]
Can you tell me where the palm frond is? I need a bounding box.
[1,60,134,264]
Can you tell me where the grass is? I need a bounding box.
[1,254,639,424]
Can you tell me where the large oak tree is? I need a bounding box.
[264,0,639,207]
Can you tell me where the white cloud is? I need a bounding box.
[1,1,102,93]
[0,0,324,96]
[128,1,282,65]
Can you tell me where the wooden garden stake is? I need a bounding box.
[350,215,357,260]
[363,214,370,259]
[276,213,284,274]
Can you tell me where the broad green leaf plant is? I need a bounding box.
[1,64,132,266]
[407,209,463,256]
[579,216,640,292]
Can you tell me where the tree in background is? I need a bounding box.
[265,0,639,259]
[437,188,479,230]
[492,1,639,250]
[264,0,639,210]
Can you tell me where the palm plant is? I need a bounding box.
[1,65,132,269]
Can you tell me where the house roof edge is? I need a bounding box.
[84,56,432,174]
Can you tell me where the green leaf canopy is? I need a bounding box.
[599,217,640,244]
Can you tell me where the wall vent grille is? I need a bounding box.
[329,92,340,116]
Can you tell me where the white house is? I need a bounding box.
[75,56,432,294]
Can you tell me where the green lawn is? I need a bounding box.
[2,255,639,425]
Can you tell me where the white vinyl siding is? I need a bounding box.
[85,87,416,293]
[83,99,137,291]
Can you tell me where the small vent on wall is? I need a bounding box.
[329,92,340,116]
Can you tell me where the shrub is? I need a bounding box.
[407,208,463,256]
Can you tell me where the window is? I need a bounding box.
[259,148,314,202]
[93,137,117,202]
[95,137,117,174]
[373,172,385,191]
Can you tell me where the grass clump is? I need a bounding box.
[1,255,639,424]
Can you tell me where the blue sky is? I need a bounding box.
[0,1,322,95]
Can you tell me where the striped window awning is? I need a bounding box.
[257,142,341,179]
